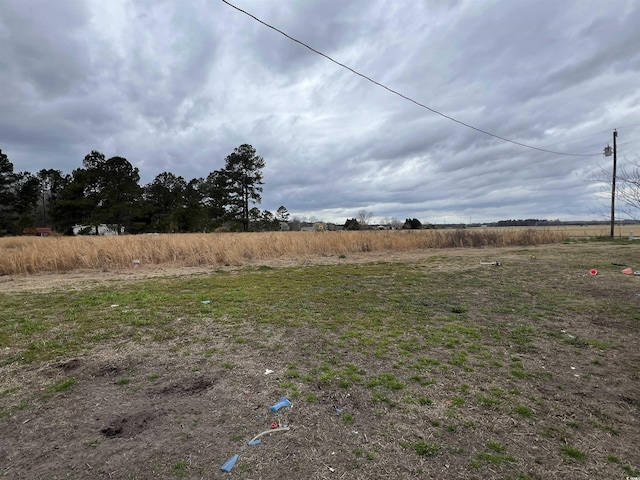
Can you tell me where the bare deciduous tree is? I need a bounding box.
[616,156,640,220]
[590,154,640,221]
[356,209,374,228]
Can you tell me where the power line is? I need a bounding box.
[221,0,602,158]
[540,128,616,149]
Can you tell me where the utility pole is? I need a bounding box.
[604,129,618,238]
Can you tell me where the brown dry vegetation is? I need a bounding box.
[0,229,566,276]
[482,224,639,238]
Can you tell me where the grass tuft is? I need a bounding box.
[412,441,442,457]
[560,445,586,460]
[366,373,405,390]
[512,405,534,417]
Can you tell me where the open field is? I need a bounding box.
[472,224,640,239]
[2,226,638,277]
[0,229,567,276]
[1,240,639,479]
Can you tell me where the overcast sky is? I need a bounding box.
[1,0,639,224]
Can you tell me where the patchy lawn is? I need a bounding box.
[1,243,639,479]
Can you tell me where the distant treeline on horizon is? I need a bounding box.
[467,219,640,228]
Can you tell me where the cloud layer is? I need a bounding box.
[1,0,639,223]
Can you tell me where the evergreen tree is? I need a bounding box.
[0,150,17,233]
[344,218,360,230]
[223,144,264,232]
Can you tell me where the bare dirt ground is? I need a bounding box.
[1,244,639,479]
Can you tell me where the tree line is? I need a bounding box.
[0,144,289,235]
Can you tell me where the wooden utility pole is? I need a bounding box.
[610,130,617,238]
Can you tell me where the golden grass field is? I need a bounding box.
[479,224,639,238]
[0,228,575,276]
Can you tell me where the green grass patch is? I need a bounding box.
[472,441,515,468]
[403,440,441,457]
[409,375,436,386]
[366,373,405,390]
[512,405,534,417]
[172,460,189,478]
[560,445,586,461]
[39,378,78,400]
[316,363,363,389]
[2,386,20,396]
[476,394,501,407]
[371,392,392,405]
[50,378,77,393]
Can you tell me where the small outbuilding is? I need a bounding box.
[22,227,52,237]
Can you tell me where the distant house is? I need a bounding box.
[22,227,52,237]
[72,224,123,236]
[300,222,326,232]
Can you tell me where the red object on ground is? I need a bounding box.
[271,421,278,429]
[589,269,597,275]
[622,267,633,275]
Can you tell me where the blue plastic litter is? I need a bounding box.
[221,454,239,473]
[269,397,292,413]
[247,439,261,446]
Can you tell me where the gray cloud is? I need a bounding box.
[0,0,638,224]
[0,0,91,97]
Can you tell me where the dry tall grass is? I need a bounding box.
[472,224,639,238]
[0,229,567,276]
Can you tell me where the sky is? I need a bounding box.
[1,0,639,225]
